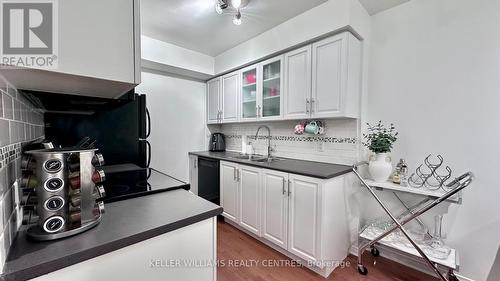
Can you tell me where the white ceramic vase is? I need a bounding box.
[368,153,392,182]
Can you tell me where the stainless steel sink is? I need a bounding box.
[229,154,282,163]
[252,158,272,163]
[230,155,250,159]
[252,157,283,163]
[230,154,265,161]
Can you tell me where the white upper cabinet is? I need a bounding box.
[283,46,312,120]
[207,73,239,124]
[240,64,259,122]
[311,36,342,117]
[0,0,141,98]
[259,56,284,120]
[207,78,221,124]
[222,72,240,122]
[311,33,361,118]
[207,31,361,123]
[284,32,361,120]
[238,165,261,236]
[59,0,139,83]
[261,169,289,250]
[239,55,284,122]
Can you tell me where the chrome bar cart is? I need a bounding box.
[352,161,474,281]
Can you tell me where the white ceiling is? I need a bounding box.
[141,0,411,57]
[358,0,410,15]
[141,0,328,56]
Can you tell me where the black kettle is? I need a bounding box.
[209,133,226,152]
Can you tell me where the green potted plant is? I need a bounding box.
[363,121,398,182]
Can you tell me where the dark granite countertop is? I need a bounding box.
[189,151,352,179]
[1,190,222,281]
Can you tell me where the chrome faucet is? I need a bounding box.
[254,125,273,158]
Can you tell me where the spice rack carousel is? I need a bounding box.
[21,148,106,241]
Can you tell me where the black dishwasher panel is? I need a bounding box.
[198,157,220,205]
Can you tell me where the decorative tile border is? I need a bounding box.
[225,134,357,144]
[0,143,21,169]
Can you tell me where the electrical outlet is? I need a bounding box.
[317,142,324,152]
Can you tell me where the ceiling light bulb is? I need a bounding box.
[231,0,241,9]
[215,3,223,14]
[233,11,242,25]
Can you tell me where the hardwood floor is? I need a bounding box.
[217,219,438,281]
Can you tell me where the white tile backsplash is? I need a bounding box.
[13,100,20,121]
[2,189,12,229]
[0,120,9,147]
[210,119,360,165]
[2,94,13,120]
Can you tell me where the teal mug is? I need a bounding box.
[305,121,319,134]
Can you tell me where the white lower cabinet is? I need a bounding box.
[261,169,289,250]
[188,155,198,195]
[219,162,349,277]
[288,174,321,263]
[220,161,239,223]
[238,166,261,236]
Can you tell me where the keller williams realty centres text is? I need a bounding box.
[149,259,351,269]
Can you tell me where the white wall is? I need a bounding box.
[136,71,206,182]
[214,0,370,74]
[367,0,500,280]
[142,36,215,75]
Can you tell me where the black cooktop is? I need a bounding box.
[100,164,189,203]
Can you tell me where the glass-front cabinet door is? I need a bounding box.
[259,56,283,120]
[239,55,283,122]
[240,65,258,121]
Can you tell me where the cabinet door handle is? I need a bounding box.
[310,98,315,114]
[306,99,310,114]
[233,168,237,181]
[288,180,291,195]
[194,160,197,169]
[282,178,286,195]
